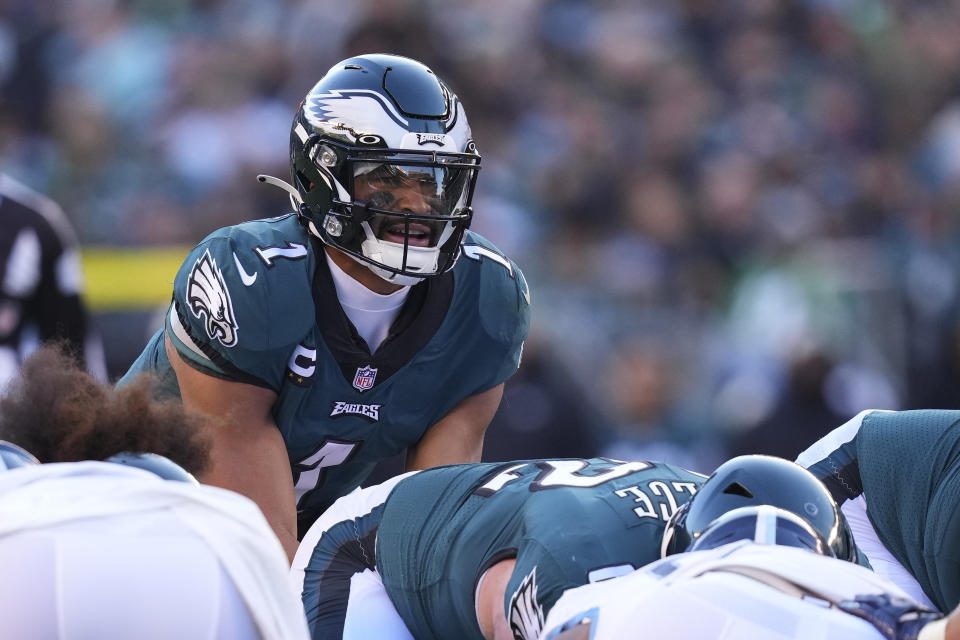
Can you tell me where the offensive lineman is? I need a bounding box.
[120,54,530,557]
[291,457,705,640]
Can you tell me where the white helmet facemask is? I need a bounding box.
[356,217,458,286]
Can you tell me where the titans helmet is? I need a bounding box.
[0,441,39,470]
[690,505,837,556]
[276,53,481,286]
[661,455,856,562]
[106,452,198,483]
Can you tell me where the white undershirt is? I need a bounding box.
[326,253,410,352]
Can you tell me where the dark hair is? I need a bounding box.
[0,343,210,475]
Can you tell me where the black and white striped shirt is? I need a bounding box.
[0,173,105,386]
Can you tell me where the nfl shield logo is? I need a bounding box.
[352,365,378,392]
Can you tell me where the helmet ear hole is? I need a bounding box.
[294,170,313,192]
[722,482,753,498]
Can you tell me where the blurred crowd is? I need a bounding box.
[4,0,960,472]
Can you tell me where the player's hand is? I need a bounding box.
[839,593,943,640]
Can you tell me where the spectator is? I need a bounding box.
[6,0,960,467]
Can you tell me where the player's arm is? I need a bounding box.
[475,558,516,640]
[405,383,504,470]
[407,236,529,472]
[945,611,960,640]
[165,334,299,561]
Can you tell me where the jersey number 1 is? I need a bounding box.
[293,440,359,509]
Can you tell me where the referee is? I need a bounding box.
[0,172,105,386]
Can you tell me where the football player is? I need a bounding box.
[0,345,308,639]
[119,53,530,559]
[291,457,705,640]
[541,506,933,640]
[540,456,905,640]
[797,409,960,612]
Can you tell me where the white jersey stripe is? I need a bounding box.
[794,409,890,467]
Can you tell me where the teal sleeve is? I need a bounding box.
[504,541,569,640]
[168,230,315,390]
[469,235,532,390]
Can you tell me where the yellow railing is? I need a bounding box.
[81,246,189,311]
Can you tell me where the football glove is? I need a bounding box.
[839,593,943,640]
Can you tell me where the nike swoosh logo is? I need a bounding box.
[233,252,258,286]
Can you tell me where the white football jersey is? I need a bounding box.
[541,541,918,640]
[0,461,309,640]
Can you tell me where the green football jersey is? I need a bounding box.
[802,409,960,611]
[375,458,704,640]
[120,214,530,531]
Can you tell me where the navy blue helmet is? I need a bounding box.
[106,452,198,483]
[0,441,39,470]
[662,455,856,562]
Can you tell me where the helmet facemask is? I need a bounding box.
[290,117,480,286]
[688,505,836,557]
[345,148,478,285]
[661,500,692,558]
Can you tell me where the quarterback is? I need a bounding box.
[121,53,530,557]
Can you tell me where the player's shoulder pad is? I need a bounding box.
[457,231,531,344]
[173,214,317,352]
